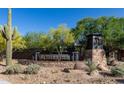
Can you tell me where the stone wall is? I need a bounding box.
[85,49,108,70]
[92,49,107,66]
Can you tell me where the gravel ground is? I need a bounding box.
[0,61,123,84]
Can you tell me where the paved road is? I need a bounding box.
[0,80,10,84]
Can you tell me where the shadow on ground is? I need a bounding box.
[116,79,124,84]
[99,71,113,77]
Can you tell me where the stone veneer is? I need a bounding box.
[85,49,108,70]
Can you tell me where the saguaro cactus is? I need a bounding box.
[0,8,16,66]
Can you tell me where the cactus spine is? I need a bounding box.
[0,8,15,66]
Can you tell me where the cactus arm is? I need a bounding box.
[4,25,9,40]
[1,28,7,39]
[0,25,9,40]
[12,27,17,40]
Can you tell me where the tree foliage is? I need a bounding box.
[0,33,6,52]
[12,28,26,51]
[0,27,26,53]
[24,25,74,53]
[72,16,124,50]
[24,32,52,50]
[49,25,74,52]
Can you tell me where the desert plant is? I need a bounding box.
[87,60,97,74]
[0,8,16,66]
[111,67,124,77]
[24,64,40,74]
[4,64,23,74]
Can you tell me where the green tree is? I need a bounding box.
[72,17,97,39]
[49,25,74,60]
[0,27,26,52]
[12,28,26,51]
[24,32,52,51]
[24,32,42,48]
[73,16,124,60]
[0,33,5,53]
[102,17,124,59]
[39,34,52,51]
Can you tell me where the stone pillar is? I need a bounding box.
[85,33,108,71]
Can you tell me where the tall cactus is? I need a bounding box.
[0,8,16,66]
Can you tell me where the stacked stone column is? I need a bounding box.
[85,33,108,71]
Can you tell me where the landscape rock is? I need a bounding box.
[97,64,109,71]
[108,58,117,66]
[86,49,108,71]
[90,70,99,76]
[63,68,70,73]
[74,62,88,71]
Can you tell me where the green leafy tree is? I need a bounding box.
[39,34,52,51]
[12,27,26,51]
[24,32,52,51]
[49,25,74,60]
[73,16,124,60]
[0,27,26,53]
[102,17,124,59]
[0,33,5,53]
[72,17,96,39]
[24,32,42,48]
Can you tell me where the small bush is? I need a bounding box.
[4,64,22,74]
[24,64,40,74]
[87,60,97,74]
[111,67,124,77]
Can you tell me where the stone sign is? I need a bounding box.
[85,33,108,71]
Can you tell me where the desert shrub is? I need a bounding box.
[87,60,97,74]
[111,67,124,77]
[4,64,23,74]
[24,64,40,74]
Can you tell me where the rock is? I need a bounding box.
[85,49,108,72]
[74,62,88,70]
[63,68,70,73]
[97,64,109,71]
[51,70,58,74]
[90,70,99,76]
[108,58,117,66]
[64,79,70,82]
[53,79,57,83]
[43,81,46,84]
[20,75,28,80]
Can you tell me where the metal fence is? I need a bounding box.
[36,54,71,61]
[12,49,80,61]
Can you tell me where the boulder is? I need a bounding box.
[97,64,109,71]
[108,58,117,66]
[74,62,88,71]
[63,68,70,73]
[90,70,99,76]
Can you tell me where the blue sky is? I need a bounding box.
[0,8,124,35]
